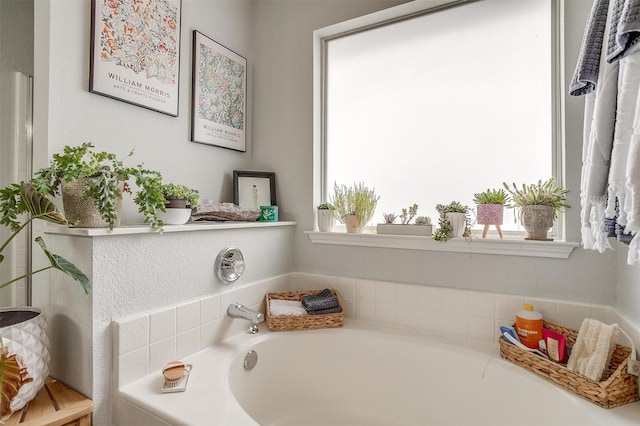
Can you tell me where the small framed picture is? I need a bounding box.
[233,171,276,209]
[89,0,182,116]
[192,30,247,151]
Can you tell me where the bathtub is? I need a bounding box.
[118,321,640,425]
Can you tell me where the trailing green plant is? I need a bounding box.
[0,182,90,293]
[502,178,570,220]
[382,212,398,224]
[414,216,431,225]
[473,188,510,205]
[433,215,454,241]
[32,143,165,230]
[317,203,335,211]
[329,182,379,227]
[162,183,200,208]
[399,203,419,224]
[434,201,471,241]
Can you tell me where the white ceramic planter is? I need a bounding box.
[0,308,50,422]
[317,210,336,232]
[519,205,554,240]
[376,223,433,236]
[445,212,467,238]
[158,208,192,225]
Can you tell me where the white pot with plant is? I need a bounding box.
[0,182,90,422]
[159,183,200,225]
[473,188,510,239]
[330,182,379,233]
[316,203,336,232]
[32,143,166,231]
[434,201,471,241]
[503,178,569,240]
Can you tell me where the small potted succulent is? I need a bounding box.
[473,188,510,239]
[377,204,432,236]
[316,202,336,232]
[503,178,569,240]
[434,201,471,241]
[159,183,200,225]
[330,182,379,233]
[32,143,165,230]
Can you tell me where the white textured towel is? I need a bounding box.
[567,319,619,382]
[269,299,307,316]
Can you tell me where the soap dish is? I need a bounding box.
[161,363,192,393]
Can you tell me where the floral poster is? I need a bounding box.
[191,31,247,151]
[90,0,181,116]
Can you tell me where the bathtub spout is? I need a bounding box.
[227,303,264,333]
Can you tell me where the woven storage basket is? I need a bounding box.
[265,289,344,331]
[61,178,123,228]
[499,320,639,408]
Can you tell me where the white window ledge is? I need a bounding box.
[306,231,578,259]
[44,221,296,237]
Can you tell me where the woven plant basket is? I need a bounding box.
[61,178,122,228]
[499,320,639,408]
[265,289,344,331]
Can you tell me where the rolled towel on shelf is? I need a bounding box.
[302,288,340,312]
[269,299,308,316]
[567,318,619,381]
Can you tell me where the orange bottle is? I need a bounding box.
[515,304,543,349]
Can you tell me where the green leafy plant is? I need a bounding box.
[435,201,469,214]
[330,182,379,227]
[433,215,454,241]
[399,203,419,224]
[162,183,200,208]
[0,182,90,293]
[502,178,570,220]
[473,188,510,205]
[414,216,431,225]
[32,143,165,230]
[434,201,471,241]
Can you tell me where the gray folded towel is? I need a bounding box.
[309,306,343,315]
[302,289,339,312]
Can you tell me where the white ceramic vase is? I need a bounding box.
[317,210,336,232]
[519,205,554,239]
[445,212,467,238]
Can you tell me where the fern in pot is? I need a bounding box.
[32,143,165,230]
[473,188,510,239]
[330,182,379,233]
[503,178,569,240]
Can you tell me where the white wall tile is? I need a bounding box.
[375,281,396,304]
[149,336,176,373]
[420,309,443,335]
[467,315,494,343]
[441,312,467,339]
[397,283,419,307]
[176,328,200,360]
[397,306,420,329]
[200,295,221,324]
[118,314,149,355]
[177,300,200,333]
[355,279,376,302]
[150,307,176,344]
[118,346,149,387]
[419,285,443,310]
[442,288,467,314]
[355,300,375,322]
[467,292,494,318]
[375,302,397,325]
[335,276,356,300]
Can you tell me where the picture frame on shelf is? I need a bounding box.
[233,171,276,209]
[191,30,247,151]
[89,0,182,116]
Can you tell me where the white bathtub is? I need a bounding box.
[118,321,640,425]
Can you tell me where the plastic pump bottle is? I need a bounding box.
[515,304,543,349]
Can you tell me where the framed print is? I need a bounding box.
[90,0,182,116]
[233,171,276,209]
[192,31,247,151]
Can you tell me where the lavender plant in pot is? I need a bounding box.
[330,182,379,233]
[473,188,510,239]
[0,182,90,421]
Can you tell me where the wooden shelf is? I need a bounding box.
[6,377,93,426]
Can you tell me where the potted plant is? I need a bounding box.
[329,182,379,233]
[316,203,336,232]
[0,181,90,421]
[503,178,569,240]
[376,204,432,236]
[159,183,200,225]
[473,188,510,239]
[434,201,471,241]
[32,143,165,231]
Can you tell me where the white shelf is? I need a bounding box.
[44,221,297,237]
[306,231,578,259]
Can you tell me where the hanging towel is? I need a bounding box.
[302,289,340,312]
[570,0,611,95]
[567,319,619,382]
[579,0,619,252]
[269,299,308,316]
[604,198,634,244]
[606,0,640,62]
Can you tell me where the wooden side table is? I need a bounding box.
[6,377,93,426]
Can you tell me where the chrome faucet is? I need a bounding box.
[227,303,264,334]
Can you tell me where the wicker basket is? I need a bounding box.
[499,320,639,408]
[265,289,344,331]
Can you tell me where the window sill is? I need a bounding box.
[44,221,296,237]
[305,231,578,259]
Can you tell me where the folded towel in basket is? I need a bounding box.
[269,299,308,316]
[309,305,343,315]
[567,318,619,381]
[302,289,340,312]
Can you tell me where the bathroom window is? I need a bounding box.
[319,0,559,234]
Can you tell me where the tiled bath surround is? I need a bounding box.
[115,272,640,391]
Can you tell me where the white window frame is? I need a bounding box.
[312,0,567,247]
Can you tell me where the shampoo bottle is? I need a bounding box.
[515,304,543,349]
